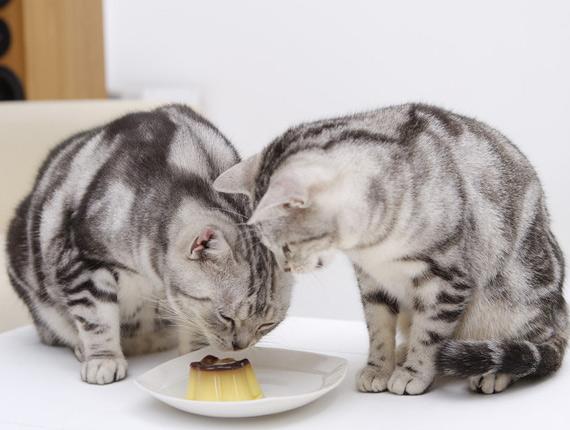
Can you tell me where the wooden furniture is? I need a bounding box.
[0,0,106,100]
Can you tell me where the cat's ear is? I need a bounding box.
[248,175,308,224]
[248,163,334,224]
[213,154,261,199]
[187,226,231,261]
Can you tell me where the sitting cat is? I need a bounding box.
[214,103,567,395]
[6,104,292,384]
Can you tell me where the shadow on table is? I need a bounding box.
[129,381,344,427]
[434,373,557,399]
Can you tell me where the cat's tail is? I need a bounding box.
[435,331,567,379]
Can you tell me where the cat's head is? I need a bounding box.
[213,148,365,273]
[166,222,293,351]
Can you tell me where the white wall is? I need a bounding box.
[104,0,570,320]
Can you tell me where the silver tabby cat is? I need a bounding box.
[6,104,292,384]
[215,103,567,395]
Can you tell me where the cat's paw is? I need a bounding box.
[387,366,432,395]
[357,365,393,392]
[81,357,128,385]
[469,373,512,394]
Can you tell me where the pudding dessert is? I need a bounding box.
[185,355,263,401]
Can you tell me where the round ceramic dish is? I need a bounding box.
[135,346,348,418]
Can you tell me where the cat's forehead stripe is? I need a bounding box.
[236,223,275,313]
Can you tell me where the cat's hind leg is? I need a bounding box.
[388,272,471,395]
[64,267,127,384]
[469,374,513,394]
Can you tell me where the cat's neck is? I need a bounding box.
[343,144,464,260]
[325,147,411,251]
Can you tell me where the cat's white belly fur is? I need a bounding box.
[117,271,157,322]
[348,243,428,309]
[117,270,177,355]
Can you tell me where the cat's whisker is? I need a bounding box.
[203,205,249,221]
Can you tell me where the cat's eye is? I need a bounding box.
[219,313,235,327]
[257,322,277,333]
[282,244,291,257]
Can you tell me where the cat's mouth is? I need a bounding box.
[204,332,255,352]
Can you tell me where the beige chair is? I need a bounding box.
[0,100,164,332]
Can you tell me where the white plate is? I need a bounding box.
[135,346,348,418]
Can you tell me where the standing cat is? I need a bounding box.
[214,103,567,395]
[6,104,292,384]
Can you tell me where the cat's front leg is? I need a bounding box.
[66,268,127,384]
[355,266,398,392]
[388,274,470,395]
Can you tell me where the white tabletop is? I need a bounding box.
[0,316,568,430]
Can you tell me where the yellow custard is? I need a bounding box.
[185,355,263,401]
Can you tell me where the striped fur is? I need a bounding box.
[6,104,292,384]
[215,103,567,395]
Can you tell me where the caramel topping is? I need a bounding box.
[190,355,251,371]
